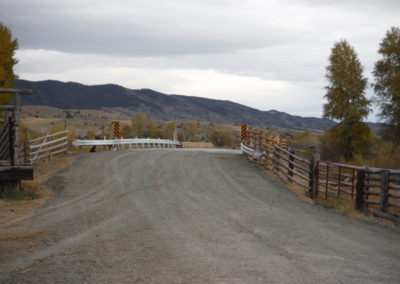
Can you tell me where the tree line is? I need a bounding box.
[322,26,400,162]
[118,112,239,148]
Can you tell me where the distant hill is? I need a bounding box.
[16,79,336,131]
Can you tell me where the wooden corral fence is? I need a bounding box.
[242,127,400,223]
[272,145,316,195]
[28,129,69,162]
[356,168,400,222]
[0,89,33,190]
[0,105,16,163]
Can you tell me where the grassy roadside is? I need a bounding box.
[246,156,400,227]
[0,155,76,226]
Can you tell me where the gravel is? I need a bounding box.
[1,149,400,283]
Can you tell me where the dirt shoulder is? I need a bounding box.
[0,155,76,246]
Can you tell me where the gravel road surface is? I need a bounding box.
[1,149,400,283]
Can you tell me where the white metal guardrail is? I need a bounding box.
[72,138,181,148]
[240,143,264,159]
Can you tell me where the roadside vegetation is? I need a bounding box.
[0,182,38,201]
[20,108,242,149]
[318,26,400,169]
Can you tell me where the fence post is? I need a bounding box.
[9,116,16,166]
[13,97,20,166]
[273,145,279,173]
[356,170,366,210]
[64,124,68,155]
[380,170,390,213]
[288,148,294,183]
[24,130,30,164]
[309,153,320,199]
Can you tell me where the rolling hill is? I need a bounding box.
[16,79,335,131]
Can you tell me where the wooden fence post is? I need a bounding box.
[380,170,390,213]
[64,122,68,155]
[13,95,20,166]
[24,131,30,164]
[288,148,294,183]
[9,116,16,166]
[273,146,279,173]
[309,152,320,199]
[356,170,366,210]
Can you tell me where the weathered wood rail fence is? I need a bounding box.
[28,130,69,162]
[272,145,316,195]
[242,128,400,222]
[0,106,14,162]
[0,89,33,191]
[356,168,400,222]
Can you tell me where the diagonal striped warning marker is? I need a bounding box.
[241,124,248,141]
[114,120,121,138]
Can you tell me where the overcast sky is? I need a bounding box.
[1,0,399,120]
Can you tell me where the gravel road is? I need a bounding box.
[1,149,400,283]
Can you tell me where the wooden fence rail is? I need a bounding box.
[272,145,312,193]
[242,127,400,223]
[29,130,69,162]
[356,169,400,222]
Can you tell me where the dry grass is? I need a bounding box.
[246,155,400,227]
[181,142,215,148]
[21,118,63,128]
[0,155,76,263]
[0,155,76,232]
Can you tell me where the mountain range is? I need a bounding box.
[16,79,336,131]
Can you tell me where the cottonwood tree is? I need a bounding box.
[0,23,18,104]
[322,40,371,160]
[373,27,400,143]
[163,123,175,140]
[131,112,150,137]
[183,122,199,142]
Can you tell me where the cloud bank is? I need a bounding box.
[1,0,398,120]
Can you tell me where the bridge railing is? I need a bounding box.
[72,138,181,149]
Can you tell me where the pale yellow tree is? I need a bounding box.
[0,23,19,104]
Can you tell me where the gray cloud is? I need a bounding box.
[1,0,398,120]
[1,0,293,56]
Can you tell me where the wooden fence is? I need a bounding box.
[272,145,313,193]
[28,130,69,162]
[0,117,12,162]
[0,105,18,165]
[243,127,400,222]
[0,88,34,189]
[356,169,400,222]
